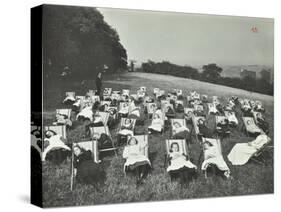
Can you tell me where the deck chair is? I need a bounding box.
[74,140,99,163]
[170,119,189,139]
[90,125,117,155]
[118,118,136,134]
[147,103,157,118]
[175,100,184,113]
[56,109,72,118]
[128,135,149,158]
[212,96,220,105]
[90,95,100,103]
[103,88,112,96]
[194,104,205,116]
[249,137,273,165]
[140,86,147,92]
[94,111,110,126]
[242,117,262,137]
[87,90,97,97]
[176,89,183,97]
[224,110,238,127]
[202,95,208,103]
[137,89,146,98]
[42,125,70,162]
[192,116,206,143]
[55,109,72,126]
[215,116,231,138]
[44,125,67,139]
[122,89,130,97]
[184,108,194,123]
[149,109,166,133]
[156,90,165,99]
[208,103,219,115]
[111,92,121,101]
[118,102,130,117]
[100,101,111,111]
[163,103,176,118]
[153,88,160,95]
[201,137,229,178]
[164,139,188,169]
[63,92,76,104]
[31,125,42,156]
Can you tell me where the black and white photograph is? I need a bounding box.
[30,3,274,208]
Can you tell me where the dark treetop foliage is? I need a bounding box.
[140,61,273,96]
[42,5,127,79]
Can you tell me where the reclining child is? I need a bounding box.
[148,112,164,134]
[123,136,151,185]
[172,121,189,139]
[227,133,270,165]
[201,140,230,179]
[167,142,197,185]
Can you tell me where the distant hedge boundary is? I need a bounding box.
[139,61,273,96]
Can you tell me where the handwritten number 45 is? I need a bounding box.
[251,27,258,33]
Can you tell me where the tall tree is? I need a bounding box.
[202,63,223,81]
[42,5,127,79]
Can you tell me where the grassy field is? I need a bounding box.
[42,72,274,207]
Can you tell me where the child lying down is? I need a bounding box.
[167,142,197,184]
[227,133,270,165]
[172,121,189,139]
[201,140,230,179]
[148,112,164,133]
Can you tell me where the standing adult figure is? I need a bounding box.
[95,72,102,97]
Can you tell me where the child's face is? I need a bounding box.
[129,138,137,145]
[125,119,130,124]
[174,122,180,128]
[171,144,179,152]
[74,146,81,156]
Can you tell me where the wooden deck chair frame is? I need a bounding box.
[103,88,112,96]
[56,109,72,119]
[94,111,110,126]
[201,137,223,178]
[215,116,230,139]
[124,135,149,176]
[147,103,157,119]
[118,118,136,134]
[242,116,261,137]
[90,125,117,155]
[65,92,75,98]
[118,102,130,117]
[170,118,188,138]
[122,89,130,96]
[207,103,218,115]
[70,140,99,190]
[150,110,166,134]
[44,125,67,140]
[90,95,100,104]
[164,139,188,169]
[191,116,206,143]
[87,90,97,97]
[153,88,160,95]
[250,140,273,165]
[140,86,147,92]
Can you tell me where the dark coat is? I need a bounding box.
[74,150,105,185]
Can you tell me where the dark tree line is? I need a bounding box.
[141,61,273,95]
[42,5,127,80]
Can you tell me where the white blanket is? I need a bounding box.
[167,153,197,172]
[31,134,41,157]
[148,118,163,132]
[201,146,229,171]
[42,135,70,161]
[123,144,150,170]
[227,134,270,165]
[77,106,93,121]
[63,96,75,103]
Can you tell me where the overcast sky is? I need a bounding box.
[98,8,274,67]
